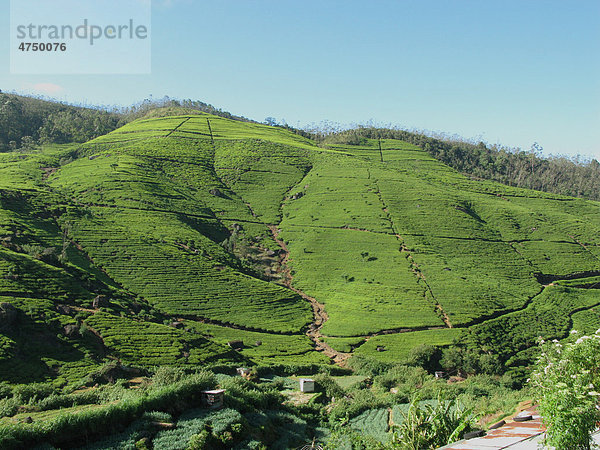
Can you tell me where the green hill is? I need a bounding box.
[0,110,598,385]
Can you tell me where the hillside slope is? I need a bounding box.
[0,112,598,384]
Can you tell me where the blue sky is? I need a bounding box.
[1,0,599,160]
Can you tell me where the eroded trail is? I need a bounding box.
[267,225,351,365]
[399,241,453,328]
[371,176,452,329]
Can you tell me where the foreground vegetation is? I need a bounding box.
[531,329,600,449]
[0,360,528,449]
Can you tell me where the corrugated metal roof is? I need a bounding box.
[441,407,544,449]
[441,407,600,449]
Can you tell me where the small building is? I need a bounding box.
[299,378,315,393]
[435,371,445,379]
[201,389,225,409]
[236,367,251,377]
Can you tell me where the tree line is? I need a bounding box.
[0,93,121,151]
[0,93,252,152]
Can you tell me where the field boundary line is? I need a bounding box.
[165,117,191,137]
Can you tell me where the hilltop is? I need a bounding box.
[0,108,598,387]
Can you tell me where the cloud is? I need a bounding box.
[32,83,64,95]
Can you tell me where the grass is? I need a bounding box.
[85,312,235,366]
[554,275,600,288]
[570,307,600,335]
[280,227,443,336]
[331,375,368,389]
[469,285,600,363]
[354,329,465,363]
[182,321,329,365]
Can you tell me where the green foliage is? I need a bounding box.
[77,411,172,450]
[324,427,386,450]
[390,395,474,449]
[347,356,394,377]
[349,408,390,443]
[312,373,346,402]
[219,377,283,413]
[12,383,56,404]
[329,389,389,424]
[440,347,502,376]
[0,93,120,149]
[469,286,600,367]
[319,126,600,201]
[38,109,119,144]
[530,331,600,449]
[0,383,12,400]
[36,389,102,412]
[0,371,216,449]
[85,312,234,367]
[152,408,244,450]
[187,429,210,449]
[0,103,599,385]
[184,322,328,366]
[152,366,186,388]
[353,330,463,366]
[372,365,429,397]
[405,345,441,372]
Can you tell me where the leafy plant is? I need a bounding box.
[391,394,474,449]
[530,331,600,449]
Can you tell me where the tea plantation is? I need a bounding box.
[0,110,598,389]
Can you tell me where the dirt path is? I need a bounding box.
[400,241,452,328]
[372,178,452,328]
[268,225,351,365]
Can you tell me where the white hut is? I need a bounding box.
[299,378,315,393]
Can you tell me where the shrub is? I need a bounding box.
[530,331,600,449]
[152,366,186,388]
[0,383,12,400]
[12,383,55,404]
[0,372,216,449]
[406,345,441,372]
[187,429,210,449]
[347,356,393,377]
[219,377,282,412]
[0,397,19,417]
[329,389,388,423]
[373,365,429,392]
[36,391,100,411]
[313,373,345,402]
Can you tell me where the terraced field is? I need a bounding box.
[0,112,598,383]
